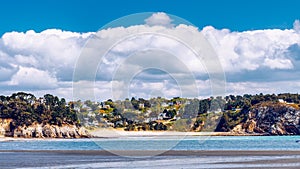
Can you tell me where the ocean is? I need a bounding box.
[1,136,300,151]
[1,136,300,168]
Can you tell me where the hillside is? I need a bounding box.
[76,93,300,135]
[1,92,300,137]
[0,92,89,138]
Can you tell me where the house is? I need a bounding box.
[104,104,110,109]
[158,113,164,120]
[74,106,80,112]
[144,118,150,123]
[87,112,96,117]
[82,105,92,112]
[138,103,144,109]
[38,98,45,104]
[161,102,168,108]
[92,120,99,126]
[158,112,172,120]
[175,116,181,120]
[115,120,124,127]
[106,122,114,127]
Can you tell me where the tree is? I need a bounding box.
[199,99,210,114]
[0,92,80,127]
[166,109,176,119]
[130,97,139,109]
[182,99,199,119]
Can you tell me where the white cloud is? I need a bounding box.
[1,29,93,79]
[226,80,300,96]
[1,13,300,100]
[294,20,300,33]
[15,54,38,67]
[201,26,300,72]
[145,12,174,27]
[263,58,293,69]
[8,66,58,89]
[0,66,18,81]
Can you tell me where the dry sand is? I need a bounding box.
[89,128,264,138]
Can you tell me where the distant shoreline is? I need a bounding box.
[0,130,274,141]
[88,128,267,138]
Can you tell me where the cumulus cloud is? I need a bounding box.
[8,66,58,89]
[1,13,300,100]
[145,12,174,27]
[263,58,293,69]
[201,26,300,72]
[294,20,300,33]
[1,29,93,81]
[0,29,93,97]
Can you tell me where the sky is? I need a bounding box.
[1,0,300,101]
[1,0,300,34]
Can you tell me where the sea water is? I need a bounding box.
[1,136,300,168]
[1,136,300,151]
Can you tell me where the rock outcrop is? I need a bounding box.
[0,118,13,137]
[232,103,300,135]
[0,119,90,138]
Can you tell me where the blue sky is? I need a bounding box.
[1,0,300,35]
[1,1,300,100]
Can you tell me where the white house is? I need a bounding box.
[278,99,286,103]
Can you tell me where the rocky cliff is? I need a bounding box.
[231,103,300,135]
[0,119,90,138]
[0,118,12,137]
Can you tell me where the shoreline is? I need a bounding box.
[0,150,300,157]
[88,128,267,138]
[0,129,280,141]
[1,149,300,156]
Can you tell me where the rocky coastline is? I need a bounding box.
[229,103,300,135]
[0,119,90,138]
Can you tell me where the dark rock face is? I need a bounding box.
[236,103,300,135]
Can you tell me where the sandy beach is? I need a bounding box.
[88,128,265,138]
[0,129,265,142]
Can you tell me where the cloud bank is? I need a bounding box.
[0,13,300,100]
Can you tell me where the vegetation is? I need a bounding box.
[75,93,300,132]
[216,93,300,132]
[2,92,300,133]
[0,92,78,129]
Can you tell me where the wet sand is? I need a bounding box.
[1,150,300,169]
